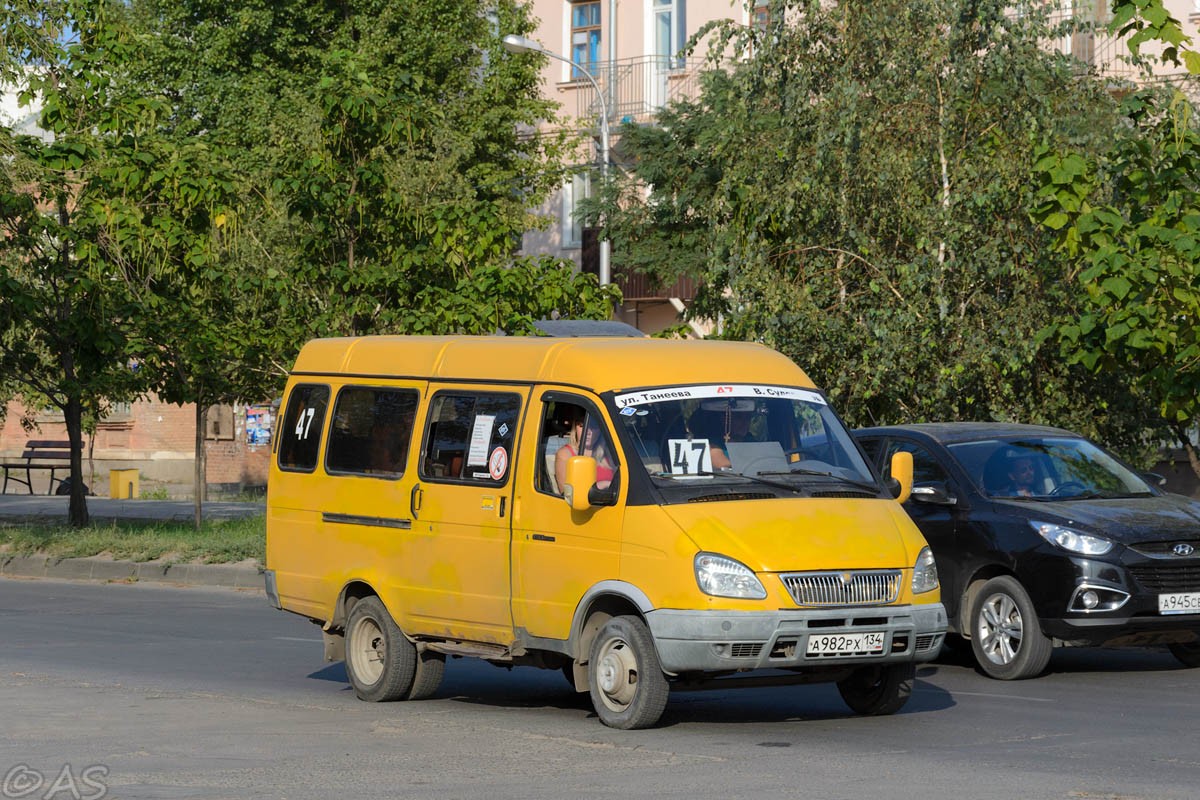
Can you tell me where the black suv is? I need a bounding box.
[854,423,1200,679]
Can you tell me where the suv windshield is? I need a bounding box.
[612,384,878,495]
[947,437,1153,500]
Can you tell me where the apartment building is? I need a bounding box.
[517,0,1199,335]
[518,0,768,335]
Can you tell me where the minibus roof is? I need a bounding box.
[291,336,817,395]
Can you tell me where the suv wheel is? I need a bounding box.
[969,576,1052,680]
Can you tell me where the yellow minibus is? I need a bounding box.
[266,334,946,728]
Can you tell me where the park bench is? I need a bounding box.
[1,440,75,495]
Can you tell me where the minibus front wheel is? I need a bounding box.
[836,662,915,716]
[588,615,670,729]
[345,596,420,702]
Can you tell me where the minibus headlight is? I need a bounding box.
[694,552,767,600]
[912,546,939,594]
[1030,521,1113,555]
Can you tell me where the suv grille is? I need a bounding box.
[1130,564,1200,592]
[1130,540,1200,557]
[781,570,901,607]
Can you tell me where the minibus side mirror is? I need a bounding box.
[563,456,597,512]
[1142,471,1167,488]
[889,451,913,504]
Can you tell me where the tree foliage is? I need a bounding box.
[0,0,234,524]
[1033,3,1200,478]
[131,0,618,347]
[1110,0,1200,75]
[588,0,1155,454]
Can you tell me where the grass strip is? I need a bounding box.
[0,515,265,564]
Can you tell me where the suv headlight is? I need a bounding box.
[694,552,767,599]
[912,546,939,594]
[1030,521,1113,555]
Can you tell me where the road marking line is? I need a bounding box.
[917,687,1054,703]
[273,636,322,643]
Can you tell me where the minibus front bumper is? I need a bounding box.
[645,602,948,673]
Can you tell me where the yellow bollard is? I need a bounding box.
[109,469,139,500]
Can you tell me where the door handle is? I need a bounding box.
[531,534,555,542]
[410,483,422,519]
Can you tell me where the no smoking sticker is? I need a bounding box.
[488,446,508,480]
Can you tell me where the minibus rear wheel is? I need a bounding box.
[345,596,416,702]
[836,662,914,715]
[588,615,669,729]
[408,649,446,700]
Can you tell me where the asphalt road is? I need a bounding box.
[1,579,1198,800]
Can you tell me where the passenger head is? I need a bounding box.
[1007,455,1036,490]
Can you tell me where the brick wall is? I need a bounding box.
[1,397,273,497]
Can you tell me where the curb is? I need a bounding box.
[0,554,264,590]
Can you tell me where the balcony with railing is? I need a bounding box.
[1042,2,1139,77]
[572,55,707,127]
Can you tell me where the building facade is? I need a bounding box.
[0,399,274,498]
[517,0,1199,334]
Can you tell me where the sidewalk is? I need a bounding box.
[0,495,263,523]
[0,495,265,590]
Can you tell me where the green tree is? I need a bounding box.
[588,0,1152,451]
[1110,0,1200,75]
[1030,2,1200,479]
[130,0,618,347]
[0,0,234,524]
[1034,92,1200,478]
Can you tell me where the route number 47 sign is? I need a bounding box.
[667,438,713,478]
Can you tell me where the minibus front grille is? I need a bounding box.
[780,570,902,607]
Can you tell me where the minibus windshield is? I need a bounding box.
[612,384,878,492]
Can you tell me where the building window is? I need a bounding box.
[205,404,235,440]
[562,170,590,249]
[751,0,769,29]
[570,1,601,80]
[653,0,687,69]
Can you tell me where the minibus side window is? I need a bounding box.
[278,384,330,472]
[420,392,521,485]
[325,387,419,478]
[536,399,619,497]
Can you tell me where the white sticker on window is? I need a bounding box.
[667,438,714,478]
[467,414,496,465]
[615,385,825,409]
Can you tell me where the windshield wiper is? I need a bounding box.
[758,469,881,495]
[653,470,803,495]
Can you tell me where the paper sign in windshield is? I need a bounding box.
[615,384,825,409]
[467,414,495,465]
[667,438,713,478]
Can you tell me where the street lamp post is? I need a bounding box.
[502,34,611,287]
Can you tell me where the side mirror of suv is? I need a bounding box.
[1142,471,1167,488]
[910,482,957,506]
